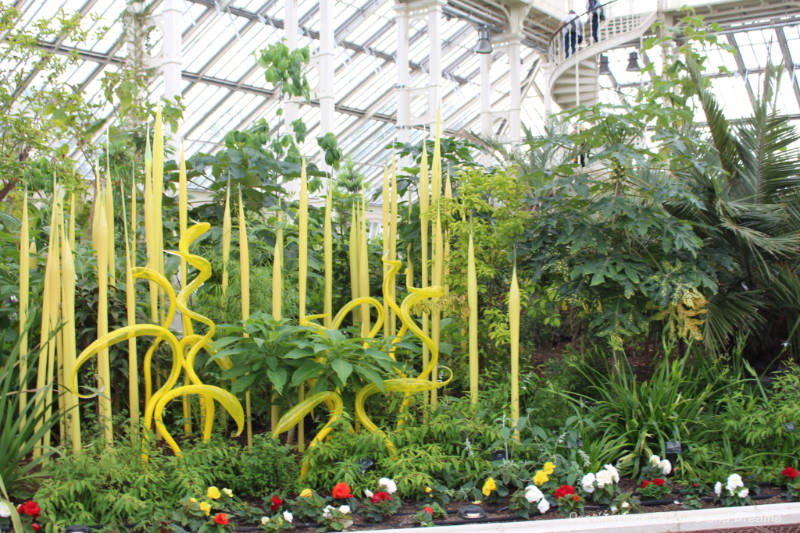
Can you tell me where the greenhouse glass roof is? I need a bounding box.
[8,0,800,187]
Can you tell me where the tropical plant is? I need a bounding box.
[1,330,63,493]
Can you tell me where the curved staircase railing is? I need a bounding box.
[547,8,659,109]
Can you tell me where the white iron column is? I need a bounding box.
[162,0,182,141]
[319,0,335,135]
[507,36,521,143]
[285,0,299,129]
[480,52,492,137]
[427,0,443,132]
[396,3,410,143]
[506,6,527,144]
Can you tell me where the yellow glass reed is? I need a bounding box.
[389,156,398,336]
[104,168,116,286]
[179,151,193,436]
[69,192,76,250]
[419,142,430,386]
[144,132,158,332]
[120,179,140,430]
[348,208,359,320]
[382,167,390,338]
[324,187,333,328]
[221,182,232,296]
[271,211,283,429]
[238,188,253,448]
[509,266,520,430]
[93,183,113,445]
[467,230,478,404]
[19,190,29,418]
[60,221,81,452]
[358,194,370,337]
[37,193,60,455]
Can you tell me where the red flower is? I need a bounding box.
[213,513,229,525]
[20,501,41,518]
[370,491,392,503]
[573,495,579,502]
[554,485,576,500]
[692,483,699,488]
[32,524,41,532]
[423,506,434,514]
[270,495,283,511]
[641,480,651,489]
[332,482,353,499]
[782,467,799,479]
[653,478,666,487]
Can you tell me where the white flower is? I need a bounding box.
[0,502,10,518]
[649,454,661,466]
[581,473,596,493]
[339,504,351,515]
[602,464,620,483]
[714,482,722,496]
[537,498,550,514]
[323,505,335,519]
[283,510,293,523]
[621,501,630,509]
[726,474,743,493]
[737,488,749,499]
[596,469,615,488]
[260,516,271,525]
[364,489,373,499]
[524,485,543,503]
[659,459,672,475]
[378,477,398,494]
[610,505,618,513]
[222,488,234,498]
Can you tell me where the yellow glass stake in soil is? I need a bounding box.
[468,229,479,404]
[60,221,81,453]
[179,151,193,436]
[382,166,390,338]
[221,181,232,296]
[389,155,398,336]
[509,265,520,434]
[104,167,116,286]
[298,160,309,451]
[430,112,443,409]
[358,193,370,337]
[238,188,253,449]
[93,183,114,446]
[324,186,333,328]
[271,210,284,429]
[419,142,430,381]
[120,180,140,430]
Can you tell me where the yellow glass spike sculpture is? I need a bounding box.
[69,223,243,456]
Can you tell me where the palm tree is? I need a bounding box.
[666,59,800,362]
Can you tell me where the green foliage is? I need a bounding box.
[563,342,741,478]
[1,330,63,494]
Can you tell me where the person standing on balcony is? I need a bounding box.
[586,0,600,43]
[559,10,582,58]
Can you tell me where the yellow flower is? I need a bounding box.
[543,461,556,475]
[299,488,313,498]
[533,470,549,486]
[481,477,497,497]
[189,497,197,504]
[424,487,433,494]
[199,501,211,516]
[207,486,221,500]
[222,488,234,498]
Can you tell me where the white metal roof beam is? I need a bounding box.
[775,26,800,109]
[726,33,758,111]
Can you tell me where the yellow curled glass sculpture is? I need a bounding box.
[69,222,244,456]
[272,257,451,474]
